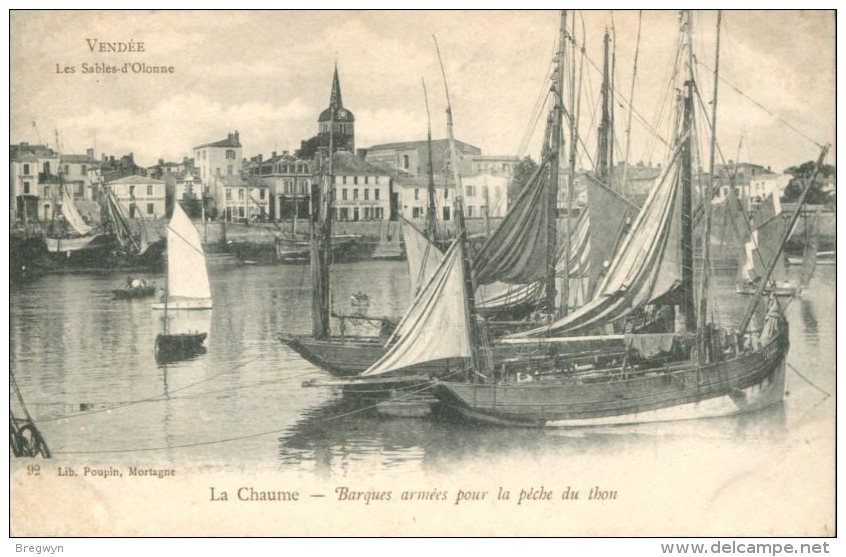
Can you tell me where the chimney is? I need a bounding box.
[86,148,94,159]
[283,150,289,156]
[272,151,277,158]
[158,158,164,165]
[257,154,263,163]
[234,130,240,143]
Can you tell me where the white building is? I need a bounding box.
[193,131,242,189]
[331,151,392,221]
[461,173,509,218]
[394,172,508,222]
[105,175,166,218]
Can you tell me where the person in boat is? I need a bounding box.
[125,275,134,289]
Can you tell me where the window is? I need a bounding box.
[129,185,136,197]
[403,155,410,169]
[442,206,450,221]
[465,185,475,197]
[376,176,380,184]
[353,189,359,200]
[353,208,359,221]
[260,189,266,200]
[364,176,369,184]
[339,208,349,220]
[375,207,383,220]
[75,183,84,197]
[364,189,369,200]
[412,207,421,219]
[22,164,29,175]
[64,164,70,175]
[353,176,358,185]
[364,207,371,220]
[467,205,474,217]
[147,203,154,215]
[81,165,87,175]
[43,162,51,175]
[342,189,348,201]
[23,182,31,194]
[238,188,245,200]
[238,207,245,218]
[414,188,419,201]
[444,188,449,199]
[374,188,380,200]
[147,185,154,196]
[342,176,347,185]
[129,205,136,218]
[226,149,235,160]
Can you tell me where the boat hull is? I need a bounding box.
[155,332,208,363]
[112,286,157,299]
[435,333,788,427]
[736,283,796,297]
[281,333,628,378]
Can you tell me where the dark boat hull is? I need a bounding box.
[155,332,207,363]
[281,333,628,378]
[435,332,788,427]
[112,286,157,299]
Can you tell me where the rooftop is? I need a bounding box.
[195,131,242,150]
[332,151,391,176]
[366,138,480,153]
[106,175,165,185]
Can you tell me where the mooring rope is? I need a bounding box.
[787,362,831,398]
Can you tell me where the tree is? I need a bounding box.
[508,155,538,202]
[781,160,836,205]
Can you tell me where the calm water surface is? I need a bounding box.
[10,261,836,479]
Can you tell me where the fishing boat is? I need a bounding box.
[399,10,820,427]
[112,278,157,299]
[46,177,165,270]
[152,202,212,362]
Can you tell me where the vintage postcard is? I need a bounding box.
[9,10,836,538]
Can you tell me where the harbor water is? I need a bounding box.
[10,262,835,498]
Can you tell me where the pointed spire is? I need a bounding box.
[329,62,343,110]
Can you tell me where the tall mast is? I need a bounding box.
[547,11,566,316]
[597,29,613,185]
[697,11,722,361]
[422,78,438,241]
[310,68,336,340]
[434,35,480,376]
[680,10,697,333]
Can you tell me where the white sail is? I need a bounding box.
[362,240,471,376]
[61,187,94,236]
[153,203,212,309]
[401,217,444,302]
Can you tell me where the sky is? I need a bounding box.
[10,10,835,173]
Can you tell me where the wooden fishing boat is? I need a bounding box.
[112,283,157,299]
[388,11,825,428]
[155,332,208,363]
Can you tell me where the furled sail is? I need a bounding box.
[473,157,551,285]
[362,240,471,376]
[166,203,211,303]
[401,217,444,302]
[61,187,94,236]
[510,138,686,337]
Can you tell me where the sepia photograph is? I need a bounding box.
[8,9,836,538]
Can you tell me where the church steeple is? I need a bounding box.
[329,63,343,110]
[318,62,355,153]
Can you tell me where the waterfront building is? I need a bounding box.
[364,139,480,178]
[331,151,392,221]
[247,151,313,220]
[105,174,166,218]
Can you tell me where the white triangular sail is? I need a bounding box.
[400,217,444,302]
[362,240,471,376]
[61,187,94,236]
[155,203,212,309]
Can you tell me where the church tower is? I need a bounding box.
[317,63,355,152]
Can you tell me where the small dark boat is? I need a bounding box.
[155,332,208,363]
[112,284,157,299]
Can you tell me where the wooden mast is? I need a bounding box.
[434,35,481,377]
[597,29,612,186]
[680,10,697,334]
[563,10,577,317]
[697,11,722,363]
[421,78,438,241]
[310,68,336,340]
[547,11,566,316]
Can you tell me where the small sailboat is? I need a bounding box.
[735,192,796,297]
[152,202,211,362]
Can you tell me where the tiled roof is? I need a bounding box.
[194,136,241,149]
[366,138,480,153]
[332,151,391,176]
[61,154,97,163]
